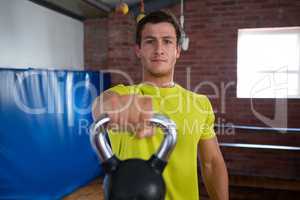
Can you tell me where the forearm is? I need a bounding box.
[201,158,229,200]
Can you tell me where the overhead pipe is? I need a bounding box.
[83,0,112,13]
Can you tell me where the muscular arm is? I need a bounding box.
[198,137,229,200]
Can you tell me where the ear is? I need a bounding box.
[135,44,141,58]
[176,45,181,59]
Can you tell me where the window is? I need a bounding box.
[237,27,300,98]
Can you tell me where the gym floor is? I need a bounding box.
[63,178,104,200]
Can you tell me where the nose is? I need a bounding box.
[154,41,164,55]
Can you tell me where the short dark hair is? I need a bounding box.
[136,10,182,47]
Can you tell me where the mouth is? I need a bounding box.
[151,59,167,63]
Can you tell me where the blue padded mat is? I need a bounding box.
[0,68,110,199]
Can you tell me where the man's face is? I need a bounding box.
[135,22,181,78]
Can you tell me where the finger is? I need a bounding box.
[135,122,145,138]
[135,120,154,138]
[118,95,131,131]
[138,97,153,122]
[106,94,120,125]
[128,95,140,127]
[143,126,154,137]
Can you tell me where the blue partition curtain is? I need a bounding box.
[0,68,110,199]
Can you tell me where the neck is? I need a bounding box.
[143,75,175,88]
[142,80,175,88]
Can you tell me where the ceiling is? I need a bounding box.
[28,0,180,21]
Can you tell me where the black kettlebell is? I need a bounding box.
[90,113,177,200]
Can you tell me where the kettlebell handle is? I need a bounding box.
[90,113,177,162]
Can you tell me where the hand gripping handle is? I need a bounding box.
[90,113,177,162]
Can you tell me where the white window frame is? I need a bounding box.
[237,27,300,99]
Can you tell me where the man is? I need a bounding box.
[92,10,229,200]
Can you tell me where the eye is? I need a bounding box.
[144,39,154,44]
[164,39,173,44]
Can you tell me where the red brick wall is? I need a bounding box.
[84,18,108,70]
[84,0,300,131]
[84,1,300,198]
[85,12,141,84]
